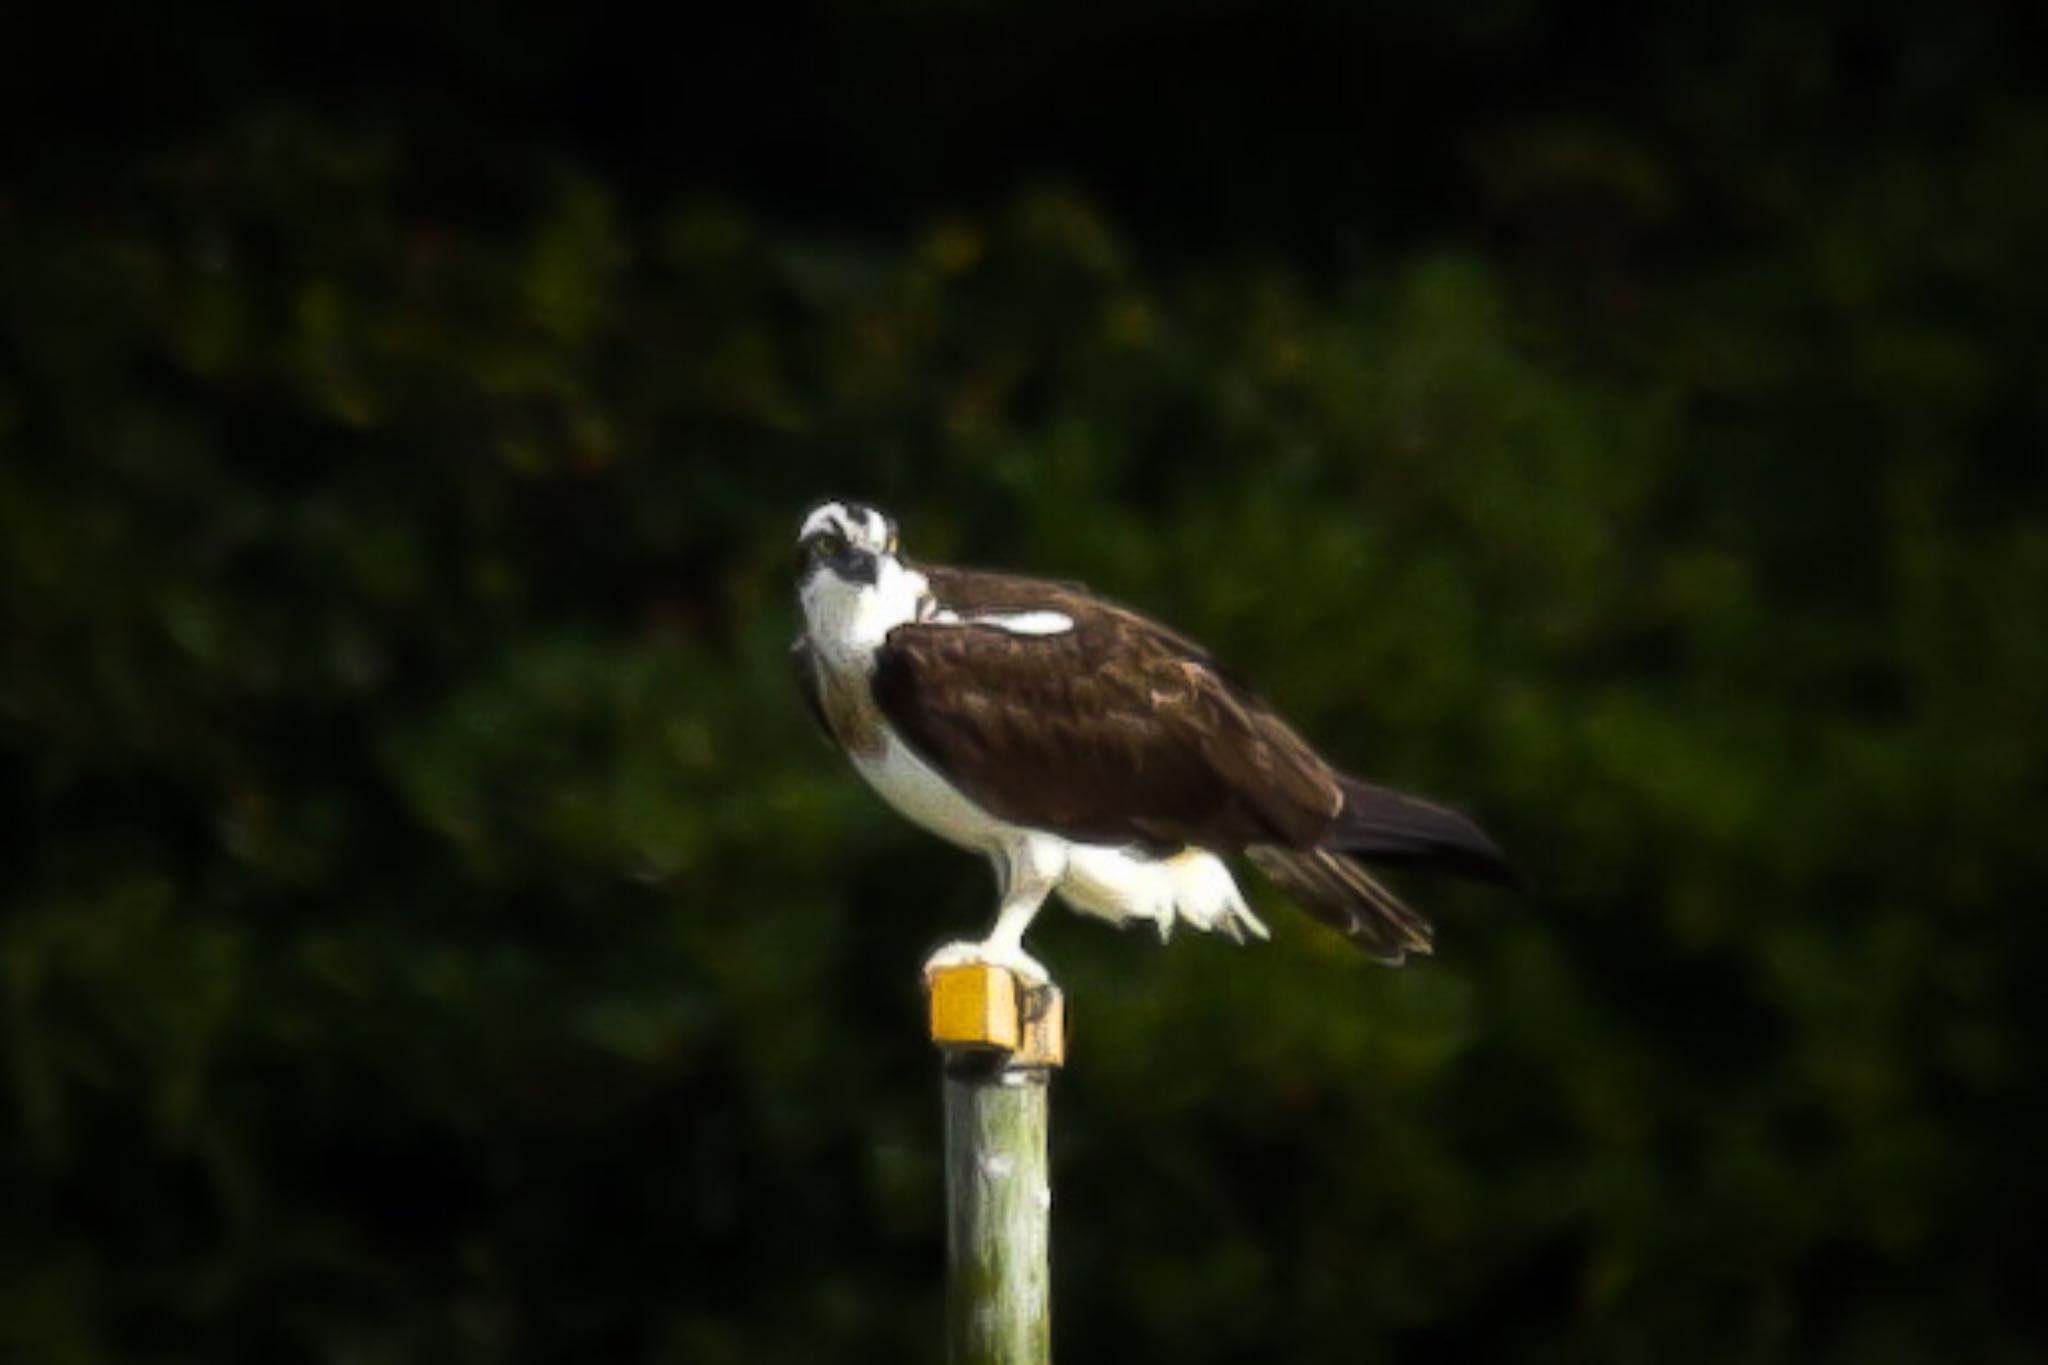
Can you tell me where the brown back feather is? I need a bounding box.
[870,566,1342,851]
[1244,846,1436,964]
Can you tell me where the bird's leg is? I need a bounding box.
[922,839,1064,987]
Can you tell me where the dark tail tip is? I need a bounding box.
[1247,846,1434,966]
[1331,778,1522,889]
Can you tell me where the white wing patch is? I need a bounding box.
[975,610,1075,636]
[925,608,1075,637]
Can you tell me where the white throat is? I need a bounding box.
[801,556,930,671]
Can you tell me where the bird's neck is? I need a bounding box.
[803,559,932,674]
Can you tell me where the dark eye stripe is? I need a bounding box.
[797,528,845,570]
[840,548,879,585]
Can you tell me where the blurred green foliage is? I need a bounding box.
[3,4,2046,1361]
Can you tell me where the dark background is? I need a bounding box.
[4,3,2045,1361]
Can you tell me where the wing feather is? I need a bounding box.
[871,568,1341,851]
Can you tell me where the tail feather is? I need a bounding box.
[1330,777,1521,889]
[1245,846,1435,965]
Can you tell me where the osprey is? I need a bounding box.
[792,500,1516,983]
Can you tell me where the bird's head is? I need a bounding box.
[795,499,899,587]
[795,500,921,655]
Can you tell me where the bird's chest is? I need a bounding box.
[811,638,1026,854]
[851,733,1023,853]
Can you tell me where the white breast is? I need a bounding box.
[852,727,1031,854]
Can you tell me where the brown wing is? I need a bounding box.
[872,567,1342,851]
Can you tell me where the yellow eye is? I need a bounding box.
[820,532,848,558]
